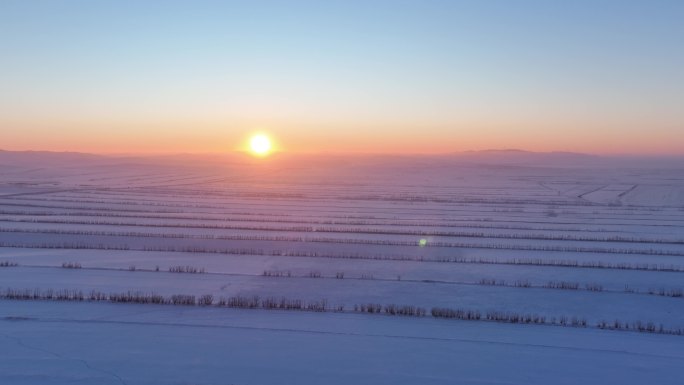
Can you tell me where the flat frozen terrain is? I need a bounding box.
[1,151,684,384]
[3,301,684,385]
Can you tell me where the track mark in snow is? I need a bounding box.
[619,184,639,199]
[578,185,608,201]
[4,316,684,361]
[2,332,129,385]
[0,188,87,198]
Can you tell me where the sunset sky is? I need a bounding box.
[1,0,682,155]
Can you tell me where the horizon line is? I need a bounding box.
[3,148,684,159]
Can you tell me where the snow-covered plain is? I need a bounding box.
[1,151,684,384]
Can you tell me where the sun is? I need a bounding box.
[249,134,272,156]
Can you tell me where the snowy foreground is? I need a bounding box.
[3,301,684,385]
[1,151,684,384]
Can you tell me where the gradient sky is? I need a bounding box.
[1,0,683,154]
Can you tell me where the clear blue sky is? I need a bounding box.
[1,0,682,154]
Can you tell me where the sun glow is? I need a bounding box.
[249,134,272,156]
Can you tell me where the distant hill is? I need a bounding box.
[453,149,602,167]
[0,149,115,167]
[0,149,682,169]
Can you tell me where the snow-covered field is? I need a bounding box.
[1,151,684,384]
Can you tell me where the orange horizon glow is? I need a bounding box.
[1,97,682,157]
[2,120,683,156]
[2,141,683,157]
